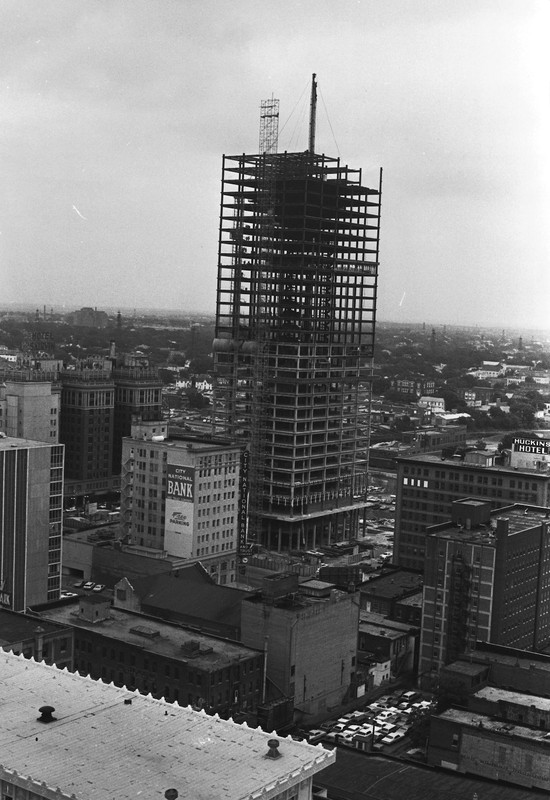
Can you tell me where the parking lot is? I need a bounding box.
[305,690,434,754]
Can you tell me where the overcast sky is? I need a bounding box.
[2,0,549,329]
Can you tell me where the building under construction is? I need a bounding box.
[213,79,381,553]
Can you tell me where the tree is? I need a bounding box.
[185,388,210,409]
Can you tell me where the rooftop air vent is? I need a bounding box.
[37,705,56,723]
[265,739,281,759]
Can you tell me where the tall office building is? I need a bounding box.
[121,419,242,584]
[112,364,163,473]
[213,88,381,552]
[0,370,59,443]
[59,369,115,499]
[394,451,550,571]
[0,436,64,610]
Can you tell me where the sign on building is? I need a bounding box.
[164,464,194,558]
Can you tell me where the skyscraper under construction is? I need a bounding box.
[213,78,381,553]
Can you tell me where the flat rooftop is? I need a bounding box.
[396,452,550,479]
[360,569,423,598]
[0,652,333,800]
[35,602,259,670]
[439,707,550,743]
[0,435,53,450]
[430,505,550,542]
[316,746,543,800]
[359,612,416,636]
[474,685,550,711]
[0,609,68,645]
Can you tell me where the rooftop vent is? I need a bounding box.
[265,739,281,759]
[130,625,160,639]
[37,705,56,723]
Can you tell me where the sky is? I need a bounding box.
[1,0,549,329]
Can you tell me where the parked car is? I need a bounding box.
[73,580,86,589]
[380,730,406,746]
[306,729,325,744]
[400,691,421,703]
[82,581,95,590]
[92,584,106,593]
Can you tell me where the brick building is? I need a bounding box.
[33,595,263,721]
[394,451,550,571]
[240,573,360,726]
[419,501,550,681]
[121,419,242,584]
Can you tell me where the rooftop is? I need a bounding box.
[0,609,69,645]
[396,451,550,479]
[429,505,550,543]
[360,568,423,599]
[439,707,550,744]
[0,652,333,800]
[34,602,259,670]
[0,435,55,451]
[474,685,550,711]
[359,612,416,637]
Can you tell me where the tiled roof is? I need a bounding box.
[0,652,334,800]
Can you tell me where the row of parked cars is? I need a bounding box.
[72,580,106,593]
[306,691,434,752]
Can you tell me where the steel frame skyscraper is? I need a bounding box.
[213,142,381,554]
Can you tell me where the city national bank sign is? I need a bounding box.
[164,463,194,558]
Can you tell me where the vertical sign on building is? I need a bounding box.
[238,448,250,557]
[164,464,194,558]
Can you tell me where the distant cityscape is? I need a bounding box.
[2,97,550,800]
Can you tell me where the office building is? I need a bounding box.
[394,451,550,571]
[121,418,241,584]
[0,436,64,609]
[0,650,334,800]
[419,500,550,680]
[59,368,116,499]
[0,370,59,442]
[112,363,163,473]
[240,573,360,726]
[213,85,381,553]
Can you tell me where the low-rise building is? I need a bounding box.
[0,607,73,669]
[241,574,360,726]
[32,594,263,721]
[358,612,417,676]
[428,706,550,791]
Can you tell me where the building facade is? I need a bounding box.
[59,369,116,498]
[111,364,163,473]
[121,419,241,584]
[240,573,360,725]
[0,371,59,443]
[394,451,550,571]
[419,501,550,681]
[35,595,263,720]
[0,437,64,609]
[213,145,381,553]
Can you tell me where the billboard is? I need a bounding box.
[510,436,550,471]
[512,437,550,455]
[164,464,194,558]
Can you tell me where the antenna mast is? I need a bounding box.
[259,96,280,154]
[308,73,317,153]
